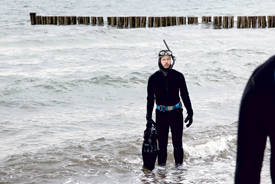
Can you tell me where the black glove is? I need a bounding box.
[146,119,156,128]
[184,115,193,127]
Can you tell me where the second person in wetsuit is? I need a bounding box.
[235,55,275,183]
[146,49,193,167]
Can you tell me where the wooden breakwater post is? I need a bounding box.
[228,16,234,28]
[36,15,41,24]
[135,17,141,28]
[129,16,136,28]
[64,16,70,25]
[77,17,84,24]
[237,16,248,28]
[154,17,161,27]
[222,16,234,28]
[111,17,117,27]
[148,17,154,27]
[241,16,248,28]
[97,17,104,26]
[70,16,77,25]
[257,16,267,28]
[30,13,36,25]
[177,17,186,25]
[140,17,146,28]
[223,16,228,28]
[160,17,167,27]
[124,17,129,28]
[188,17,198,24]
[84,17,90,25]
[91,16,97,25]
[237,16,241,28]
[46,16,53,24]
[107,17,111,26]
[166,17,172,26]
[52,16,58,25]
[202,16,212,23]
[42,16,46,25]
[187,17,192,24]
[213,16,222,28]
[172,16,177,26]
[195,17,198,24]
[129,16,135,28]
[268,16,275,28]
[41,16,46,25]
[252,16,258,28]
[58,16,65,25]
[130,17,137,28]
[117,17,124,28]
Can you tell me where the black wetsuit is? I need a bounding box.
[146,69,193,165]
[235,55,275,183]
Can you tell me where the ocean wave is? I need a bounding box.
[73,72,147,88]
[183,122,238,160]
[0,71,148,110]
[1,124,266,183]
[184,134,236,159]
[0,137,142,183]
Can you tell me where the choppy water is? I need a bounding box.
[1,0,275,183]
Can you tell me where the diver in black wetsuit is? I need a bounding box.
[235,55,275,184]
[146,49,193,167]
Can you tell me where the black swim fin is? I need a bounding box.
[142,124,158,170]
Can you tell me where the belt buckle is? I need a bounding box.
[167,106,173,111]
[159,105,166,112]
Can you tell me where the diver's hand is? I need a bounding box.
[146,119,156,128]
[184,115,193,127]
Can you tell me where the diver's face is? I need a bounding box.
[161,56,171,69]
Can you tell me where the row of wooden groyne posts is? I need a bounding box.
[30,13,275,29]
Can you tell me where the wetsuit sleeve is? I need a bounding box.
[146,75,155,120]
[235,71,267,183]
[180,74,193,116]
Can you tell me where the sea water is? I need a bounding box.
[1,0,275,183]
